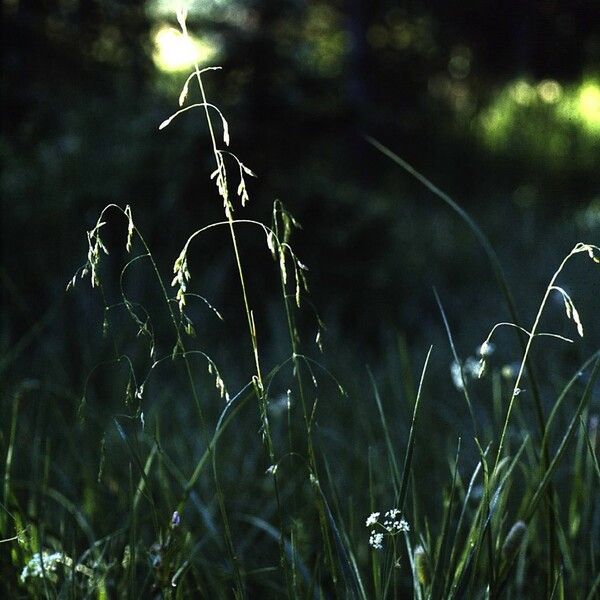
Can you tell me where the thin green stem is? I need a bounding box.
[493,247,578,473]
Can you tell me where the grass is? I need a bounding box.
[2,8,600,599]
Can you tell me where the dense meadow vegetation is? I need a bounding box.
[2,2,600,598]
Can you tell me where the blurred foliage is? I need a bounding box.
[478,77,600,169]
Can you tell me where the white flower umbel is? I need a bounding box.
[20,550,93,583]
[21,552,71,583]
[366,508,410,550]
[369,531,384,550]
[366,512,380,527]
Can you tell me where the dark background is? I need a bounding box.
[2,0,599,406]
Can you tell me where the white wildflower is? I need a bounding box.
[397,518,410,532]
[383,509,409,532]
[20,551,73,583]
[368,508,409,549]
[365,512,380,527]
[369,531,384,550]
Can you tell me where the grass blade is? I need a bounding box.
[396,346,433,513]
[368,367,401,496]
[524,358,600,521]
[431,438,461,599]
[366,136,547,439]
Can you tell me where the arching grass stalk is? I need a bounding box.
[168,216,307,481]
[70,202,242,591]
[489,243,599,474]
[480,241,598,591]
[71,203,213,440]
[172,7,264,397]
[159,7,293,593]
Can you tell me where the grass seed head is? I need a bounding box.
[502,520,527,557]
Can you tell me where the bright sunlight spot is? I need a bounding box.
[577,81,600,131]
[478,77,600,161]
[152,24,218,72]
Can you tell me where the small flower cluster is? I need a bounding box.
[20,550,93,584]
[383,508,409,532]
[21,551,71,583]
[366,512,380,527]
[366,508,410,550]
[369,530,384,550]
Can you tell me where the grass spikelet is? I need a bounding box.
[414,544,430,587]
[502,521,527,558]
